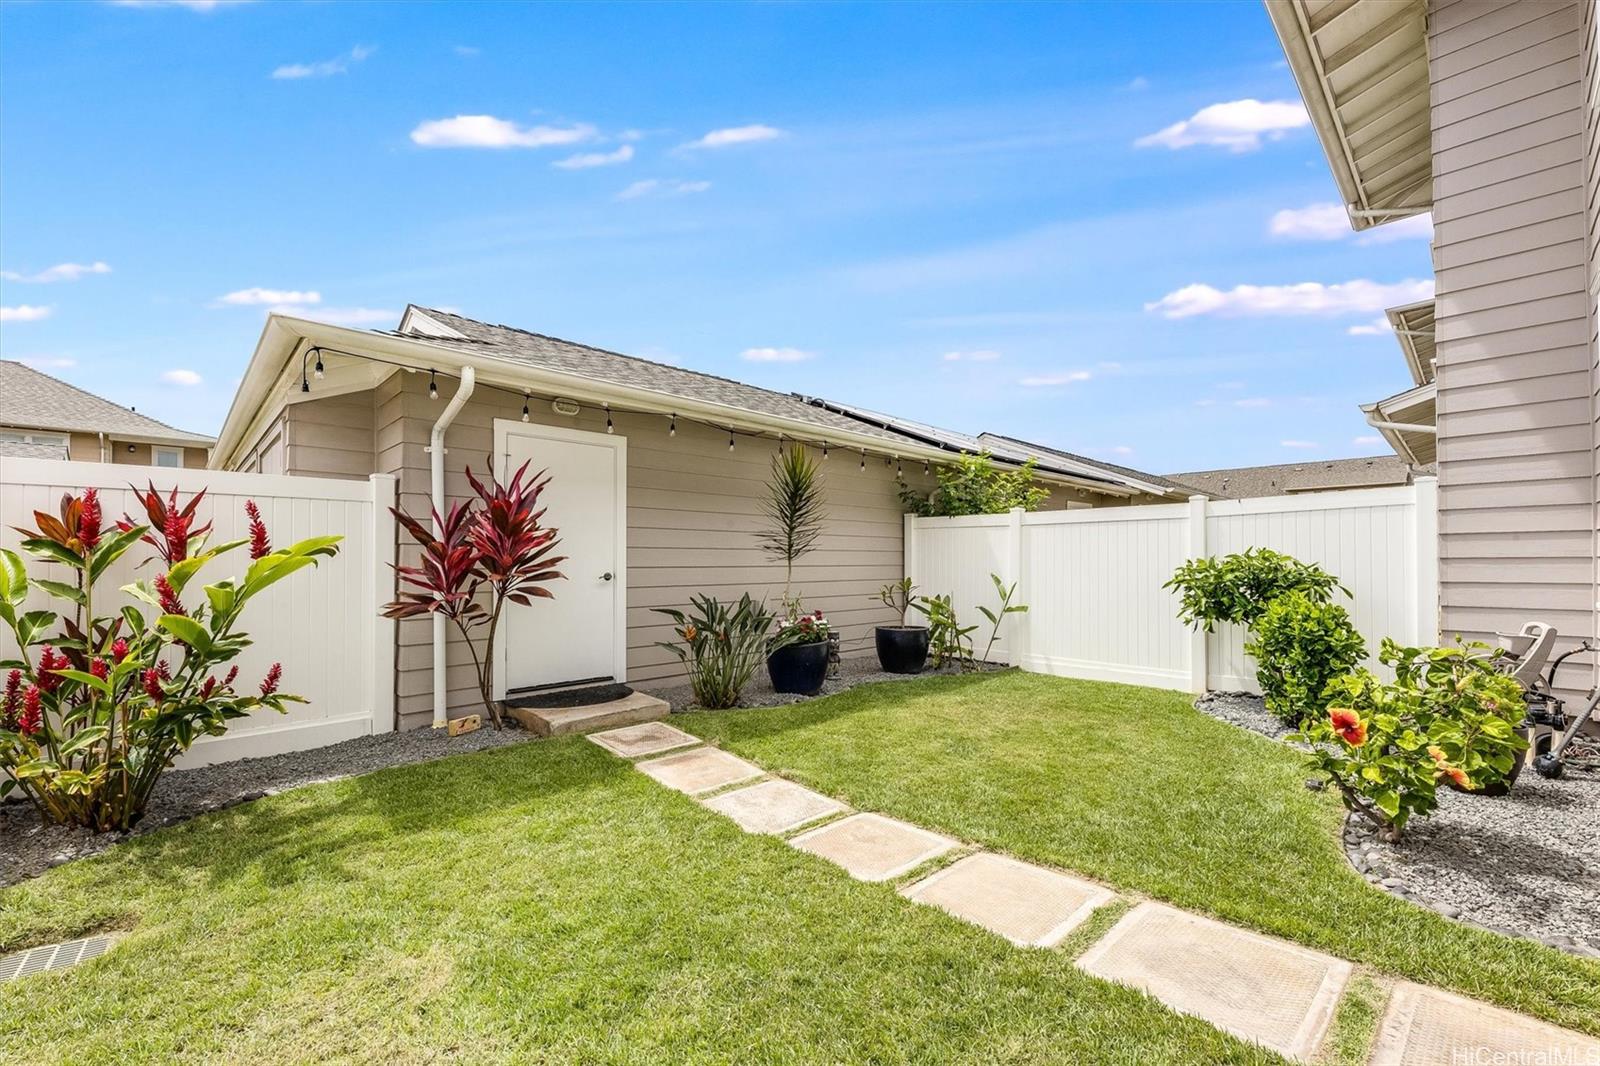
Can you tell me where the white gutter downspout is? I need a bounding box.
[428,366,475,728]
[1366,418,1436,434]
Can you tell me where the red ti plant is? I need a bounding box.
[117,482,213,565]
[382,459,565,728]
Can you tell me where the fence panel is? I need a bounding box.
[906,482,1431,695]
[0,457,396,767]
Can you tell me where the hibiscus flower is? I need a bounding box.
[1328,707,1367,747]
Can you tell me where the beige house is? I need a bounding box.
[0,361,213,467]
[1268,0,1600,693]
[1168,455,1429,499]
[209,306,1186,729]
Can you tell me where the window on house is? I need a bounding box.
[152,446,183,468]
[0,431,68,447]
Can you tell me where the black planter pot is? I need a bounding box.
[767,641,829,695]
[875,626,930,674]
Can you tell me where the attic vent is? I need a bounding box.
[551,398,581,417]
[0,936,114,981]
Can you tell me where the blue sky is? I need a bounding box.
[0,0,1434,473]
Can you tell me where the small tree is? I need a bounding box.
[758,446,826,612]
[899,452,1048,517]
[1246,591,1366,724]
[1164,548,1345,632]
[383,460,565,728]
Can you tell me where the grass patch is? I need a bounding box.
[679,671,1600,1035]
[1318,971,1388,1065]
[1,735,1273,1063]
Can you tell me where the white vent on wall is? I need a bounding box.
[0,935,114,981]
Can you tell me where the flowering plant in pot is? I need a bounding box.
[767,603,830,695]
[757,447,830,695]
[872,577,928,674]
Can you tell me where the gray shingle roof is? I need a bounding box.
[976,433,1184,494]
[1166,455,1427,500]
[0,362,215,445]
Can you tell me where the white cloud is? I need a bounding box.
[1,261,111,283]
[553,144,634,170]
[1281,439,1319,449]
[1097,445,1135,456]
[1271,202,1434,245]
[1122,76,1150,91]
[453,45,480,57]
[15,356,76,369]
[409,115,595,149]
[1347,316,1391,336]
[216,287,321,306]
[1353,435,1384,446]
[616,178,710,200]
[289,306,397,326]
[108,0,251,9]
[682,124,784,150]
[1136,99,1308,152]
[0,305,52,322]
[941,349,1001,362]
[161,369,203,386]
[1018,369,1092,387]
[1145,278,1434,319]
[740,346,814,363]
[271,44,376,80]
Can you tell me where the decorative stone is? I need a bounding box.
[635,747,763,796]
[1373,983,1600,1066]
[588,722,701,759]
[901,852,1115,947]
[701,779,847,835]
[789,813,956,882]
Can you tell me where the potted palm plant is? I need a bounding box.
[759,446,829,694]
[872,578,929,673]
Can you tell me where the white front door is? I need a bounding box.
[494,419,626,693]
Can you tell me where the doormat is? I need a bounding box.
[506,683,634,710]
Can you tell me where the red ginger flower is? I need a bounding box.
[1,670,20,729]
[223,665,238,688]
[164,506,189,563]
[200,676,217,700]
[111,638,130,662]
[18,686,42,736]
[245,500,272,560]
[90,658,109,681]
[78,487,103,551]
[35,647,63,693]
[260,662,282,697]
[142,668,164,702]
[1328,707,1367,747]
[155,573,185,617]
[156,659,171,680]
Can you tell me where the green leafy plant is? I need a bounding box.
[912,593,977,670]
[1245,591,1366,724]
[1165,548,1346,632]
[1297,639,1528,840]
[898,451,1049,517]
[873,577,920,627]
[758,446,826,606]
[1,487,340,832]
[654,593,777,709]
[977,573,1029,664]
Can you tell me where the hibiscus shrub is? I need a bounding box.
[1296,638,1527,840]
[1165,548,1346,632]
[1245,591,1367,724]
[1,487,339,832]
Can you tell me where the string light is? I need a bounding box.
[822,443,829,460]
[924,460,930,475]
[896,457,903,478]
[521,392,530,422]
[668,413,676,437]
[428,369,439,400]
[313,352,325,380]
[604,404,613,434]
[860,450,866,471]
[728,429,735,452]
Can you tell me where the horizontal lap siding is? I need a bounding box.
[1430,0,1598,695]
[282,394,377,480]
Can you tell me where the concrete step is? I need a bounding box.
[507,691,670,737]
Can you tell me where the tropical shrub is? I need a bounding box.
[1165,548,1346,632]
[899,452,1048,517]
[654,593,777,709]
[383,459,565,728]
[758,446,825,606]
[1246,591,1366,724]
[874,577,919,627]
[913,593,977,669]
[1297,639,1528,840]
[1,487,340,831]
[977,573,1029,664]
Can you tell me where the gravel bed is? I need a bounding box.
[656,655,1008,713]
[1194,689,1600,956]
[0,722,538,888]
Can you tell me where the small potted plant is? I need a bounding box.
[872,577,928,673]
[768,605,831,694]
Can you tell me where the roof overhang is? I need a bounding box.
[215,315,1111,488]
[1385,298,1435,386]
[1361,379,1436,465]
[1265,0,1431,231]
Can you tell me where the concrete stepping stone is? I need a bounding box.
[1076,901,1350,1063]
[1372,982,1600,1065]
[902,852,1115,947]
[635,747,763,796]
[789,812,957,882]
[702,779,848,835]
[588,721,701,759]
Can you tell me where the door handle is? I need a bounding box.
[600,572,613,581]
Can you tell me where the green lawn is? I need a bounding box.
[1,729,1268,1064]
[679,671,1600,1037]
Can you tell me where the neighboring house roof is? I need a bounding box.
[974,433,1185,498]
[0,361,215,447]
[1166,455,1428,499]
[0,439,70,460]
[1264,0,1430,230]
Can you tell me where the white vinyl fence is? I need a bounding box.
[905,480,1438,694]
[0,457,396,766]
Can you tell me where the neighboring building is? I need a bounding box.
[0,361,214,467]
[1167,455,1429,500]
[1267,0,1599,693]
[209,305,1185,728]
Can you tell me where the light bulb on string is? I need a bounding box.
[896,458,903,478]
[605,404,613,434]
[521,392,530,422]
[313,352,325,380]
[859,450,866,472]
[428,369,438,400]
[668,413,676,437]
[822,443,829,460]
[728,430,735,452]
